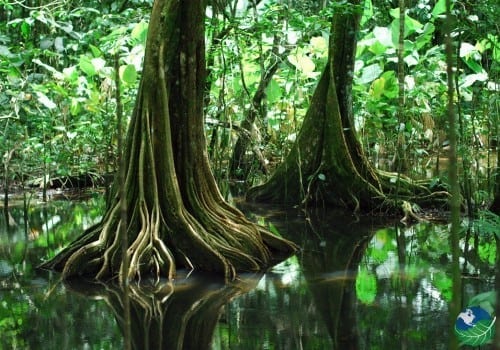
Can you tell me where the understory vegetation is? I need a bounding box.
[0,0,498,212]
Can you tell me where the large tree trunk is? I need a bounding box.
[247,1,383,210]
[247,0,447,212]
[41,0,296,281]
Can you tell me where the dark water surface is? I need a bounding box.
[0,194,496,349]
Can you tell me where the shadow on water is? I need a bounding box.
[0,195,496,349]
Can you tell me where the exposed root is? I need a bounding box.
[400,200,425,224]
[39,0,298,282]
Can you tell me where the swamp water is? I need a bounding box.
[0,193,496,349]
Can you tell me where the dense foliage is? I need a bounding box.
[1,0,498,213]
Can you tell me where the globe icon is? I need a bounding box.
[456,306,492,330]
[455,306,495,346]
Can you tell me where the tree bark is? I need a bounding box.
[247,1,383,210]
[40,0,297,281]
[247,0,448,212]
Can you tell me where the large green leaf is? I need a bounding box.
[373,26,393,47]
[380,71,398,98]
[131,21,149,46]
[431,0,446,18]
[371,77,386,99]
[79,55,96,76]
[287,52,316,77]
[120,64,137,84]
[35,91,57,109]
[358,63,383,84]
[356,268,377,304]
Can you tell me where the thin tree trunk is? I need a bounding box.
[444,0,461,348]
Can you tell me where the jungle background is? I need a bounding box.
[0,0,498,212]
[0,0,499,348]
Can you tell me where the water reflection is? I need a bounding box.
[0,198,496,349]
[251,208,375,349]
[65,273,259,350]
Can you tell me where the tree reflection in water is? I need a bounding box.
[65,272,259,350]
[1,199,495,348]
[265,208,374,349]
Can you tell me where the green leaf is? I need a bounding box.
[79,56,96,76]
[131,21,149,46]
[356,268,377,304]
[415,23,435,49]
[405,16,423,34]
[358,63,383,84]
[477,241,496,265]
[368,40,388,55]
[389,8,399,19]
[474,210,500,237]
[488,34,500,62]
[70,98,81,116]
[268,222,282,237]
[460,42,477,57]
[310,36,328,56]
[461,73,488,88]
[287,53,316,77]
[371,77,385,99]
[62,66,78,82]
[20,21,31,39]
[120,64,137,84]
[360,0,373,26]
[91,57,106,72]
[431,0,446,18]
[462,58,485,74]
[380,71,398,98]
[373,26,393,47]
[89,44,102,58]
[35,91,57,109]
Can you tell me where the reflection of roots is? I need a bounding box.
[65,274,259,350]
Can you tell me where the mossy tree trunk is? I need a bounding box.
[247,0,447,212]
[247,0,383,210]
[41,0,296,281]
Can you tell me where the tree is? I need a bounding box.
[247,0,447,212]
[41,0,297,281]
